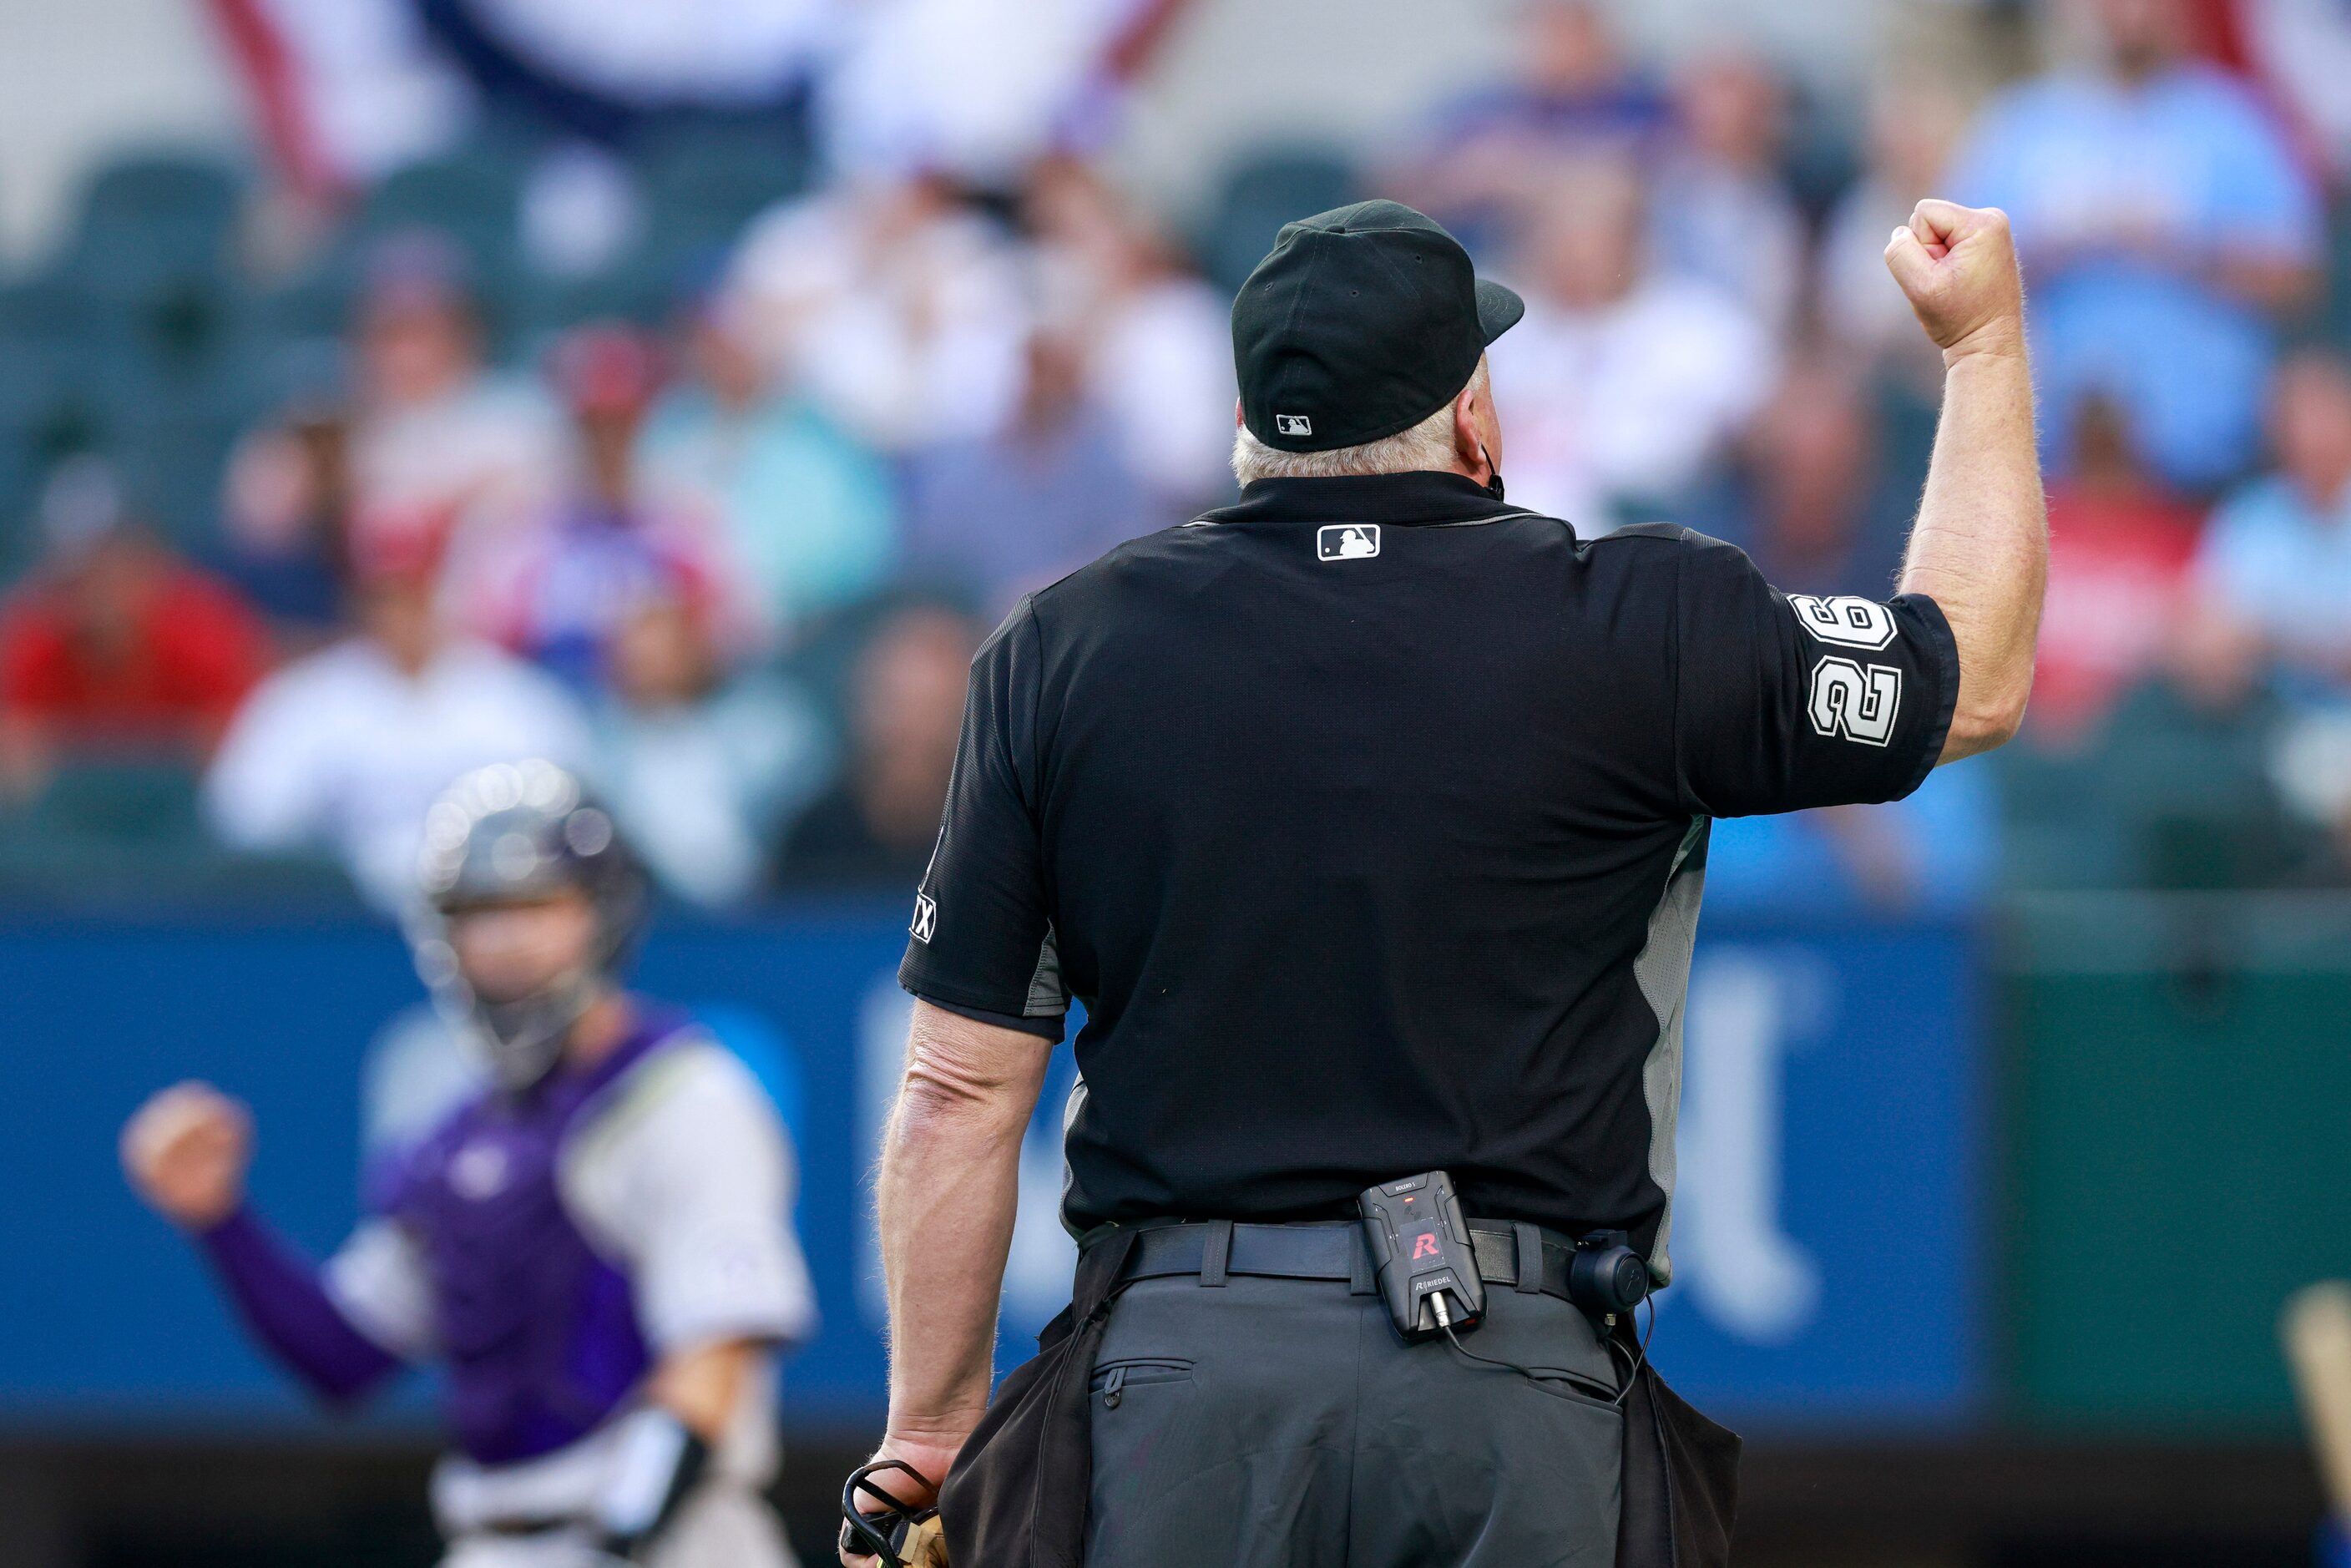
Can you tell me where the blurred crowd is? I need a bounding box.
[8,0,2351,915]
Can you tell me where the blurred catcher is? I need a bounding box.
[123,760,817,1568]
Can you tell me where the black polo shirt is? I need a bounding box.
[897,472,1957,1277]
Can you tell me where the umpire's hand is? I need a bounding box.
[123,1081,252,1230]
[840,1435,957,1567]
[1884,199,2025,363]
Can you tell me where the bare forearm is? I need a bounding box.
[1899,342,2045,761]
[1879,200,2045,761]
[876,1004,1048,1452]
[648,1338,760,1439]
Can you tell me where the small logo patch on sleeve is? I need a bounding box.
[910,893,938,943]
[1317,524,1381,561]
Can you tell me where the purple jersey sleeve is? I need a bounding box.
[197,1208,402,1405]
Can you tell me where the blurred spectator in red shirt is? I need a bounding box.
[454,323,754,690]
[0,458,270,797]
[1649,53,1805,335]
[774,603,977,891]
[2032,394,2205,746]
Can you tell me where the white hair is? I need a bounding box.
[1231,357,1489,486]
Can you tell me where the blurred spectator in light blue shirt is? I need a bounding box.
[2195,346,2351,689]
[635,293,897,648]
[1946,0,2323,493]
[591,591,832,908]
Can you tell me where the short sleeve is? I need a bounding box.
[560,1043,819,1353]
[202,667,334,852]
[1671,534,1959,817]
[897,599,1067,1024]
[323,1217,437,1361]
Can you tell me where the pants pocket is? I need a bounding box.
[1519,1368,1622,1414]
[1089,1356,1195,1409]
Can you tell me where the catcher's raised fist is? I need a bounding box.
[122,1080,252,1230]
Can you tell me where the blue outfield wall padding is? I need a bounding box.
[0,906,1982,1439]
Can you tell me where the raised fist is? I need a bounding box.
[1884,200,2026,362]
[122,1081,252,1230]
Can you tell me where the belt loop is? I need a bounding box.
[1198,1220,1232,1287]
[1512,1222,1543,1294]
[1348,1228,1375,1295]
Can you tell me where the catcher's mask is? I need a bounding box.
[409,760,649,1092]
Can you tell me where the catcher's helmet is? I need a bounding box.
[410,760,648,1090]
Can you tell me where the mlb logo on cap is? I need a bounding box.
[1276,414,1313,438]
[1317,524,1381,561]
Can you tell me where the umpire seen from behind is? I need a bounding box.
[845,197,2043,1566]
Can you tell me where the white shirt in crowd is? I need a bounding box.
[1084,273,1237,510]
[203,637,593,910]
[819,0,1138,185]
[352,373,570,547]
[1486,272,1777,532]
[729,190,1031,453]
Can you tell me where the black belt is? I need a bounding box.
[1113,1218,1585,1306]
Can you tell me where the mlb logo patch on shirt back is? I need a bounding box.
[1317,524,1381,561]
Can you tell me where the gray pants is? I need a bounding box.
[1085,1267,1623,1566]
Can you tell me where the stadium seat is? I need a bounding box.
[356,155,525,265]
[1194,147,1361,296]
[607,117,811,312]
[634,117,810,245]
[0,760,212,885]
[67,153,244,297]
[1990,743,2126,889]
[0,759,358,907]
[509,260,675,343]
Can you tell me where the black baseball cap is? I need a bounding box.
[1232,200,1523,454]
